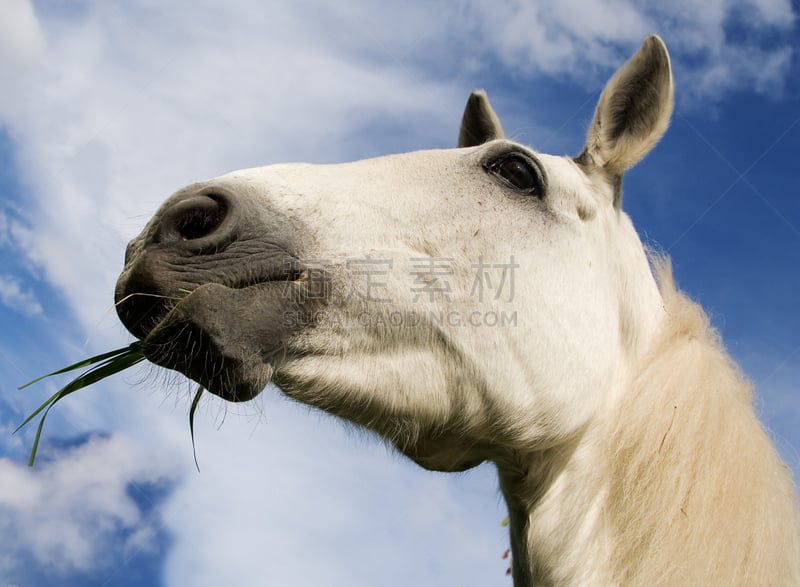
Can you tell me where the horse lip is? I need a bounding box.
[115,256,307,341]
[131,272,323,401]
[224,266,307,291]
[139,285,275,401]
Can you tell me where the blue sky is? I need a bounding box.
[0,1,798,586]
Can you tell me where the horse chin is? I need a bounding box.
[400,434,486,473]
[139,281,302,402]
[410,454,484,473]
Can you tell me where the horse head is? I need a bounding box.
[115,36,673,473]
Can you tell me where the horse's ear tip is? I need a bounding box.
[459,89,503,148]
[468,88,490,101]
[642,35,670,59]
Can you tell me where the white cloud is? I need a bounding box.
[0,433,178,579]
[159,391,507,587]
[736,0,795,26]
[7,365,509,586]
[465,0,650,75]
[0,0,45,71]
[465,0,795,98]
[0,273,42,316]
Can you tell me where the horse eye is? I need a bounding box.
[487,155,543,196]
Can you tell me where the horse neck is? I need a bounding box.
[497,275,800,586]
[498,432,616,586]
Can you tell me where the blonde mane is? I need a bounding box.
[605,258,800,584]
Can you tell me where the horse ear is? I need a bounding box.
[580,35,673,182]
[458,90,505,147]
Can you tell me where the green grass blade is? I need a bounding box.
[27,410,49,467]
[53,351,146,398]
[18,343,143,390]
[13,388,65,434]
[18,342,211,469]
[189,386,204,472]
[15,346,147,465]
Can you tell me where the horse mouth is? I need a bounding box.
[116,265,318,402]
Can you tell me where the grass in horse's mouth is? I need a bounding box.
[15,343,205,468]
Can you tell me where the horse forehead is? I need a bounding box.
[215,146,601,213]
[222,148,467,191]
[536,153,596,195]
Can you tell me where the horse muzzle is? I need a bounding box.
[114,182,323,401]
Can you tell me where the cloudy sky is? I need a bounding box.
[0,1,798,585]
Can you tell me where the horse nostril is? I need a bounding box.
[157,194,228,244]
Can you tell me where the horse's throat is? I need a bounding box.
[496,438,611,587]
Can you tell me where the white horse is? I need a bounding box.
[115,36,800,585]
